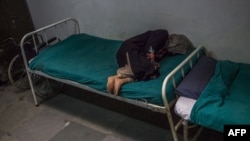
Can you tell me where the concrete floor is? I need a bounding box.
[0,83,223,141]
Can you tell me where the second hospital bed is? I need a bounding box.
[174,54,250,141]
[20,18,209,141]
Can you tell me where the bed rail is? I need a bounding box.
[161,45,205,141]
[20,17,80,61]
[20,18,80,105]
[162,45,204,107]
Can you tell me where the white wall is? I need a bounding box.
[26,0,250,64]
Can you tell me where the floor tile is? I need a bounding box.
[111,117,175,141]
[102,135,122,141]
[49,121,105,141]
[10,108,73,141]
[0,101,40,132]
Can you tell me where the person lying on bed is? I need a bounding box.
[106,29,168,95]
[107,29,192,95]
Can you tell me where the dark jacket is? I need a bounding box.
[116,29,169,81]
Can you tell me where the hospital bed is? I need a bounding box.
[20,18,209,141]
[174,54,250,141]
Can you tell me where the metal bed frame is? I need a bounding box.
[20,18,205,141]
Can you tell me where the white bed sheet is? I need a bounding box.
[174,96,196,120]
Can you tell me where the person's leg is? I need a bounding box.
[108,64,134,94]
[113,77,133,96]
[107,75,119,93]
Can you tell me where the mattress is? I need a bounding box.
[29,33,198,106]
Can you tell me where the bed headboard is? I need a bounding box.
[20,18,80,72]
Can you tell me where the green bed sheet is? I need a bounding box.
[29,33,197,106]
[190,60,250,132]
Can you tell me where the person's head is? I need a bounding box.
[167,34,193,54]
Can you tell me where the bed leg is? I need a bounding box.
[166,111,179,141]
[27,72,39,106]
[191,126,203,141]
[30,84,39,106]
[183,120,189,141]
